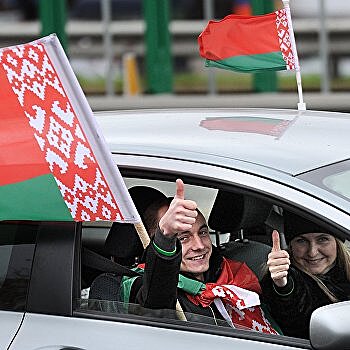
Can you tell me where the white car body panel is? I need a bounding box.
[10,313,299,350]
[0,311,23,350]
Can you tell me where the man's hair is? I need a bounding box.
[143,197,173,238]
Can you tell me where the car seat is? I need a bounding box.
[88,273,124,312]
[86,247,140,312]
[87,186,166,305]
[103,186,167,266]
[208,190,273,280]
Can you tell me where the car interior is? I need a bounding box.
[81,179,289,285]
[78,175,348,340]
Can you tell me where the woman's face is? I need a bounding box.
[290,232,337,275]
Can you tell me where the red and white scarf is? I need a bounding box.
[187,258,278,334]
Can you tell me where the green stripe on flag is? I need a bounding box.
[205,51,286,72]
[0,174,72,221]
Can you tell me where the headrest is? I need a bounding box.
[104,223,143,258]
[104,186,166,259]
[208,190,272,234]
[128,186,167,219]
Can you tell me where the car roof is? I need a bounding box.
[95,108,350,176]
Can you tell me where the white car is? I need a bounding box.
[1,108,350,350]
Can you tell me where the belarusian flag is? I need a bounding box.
[198,8,299,72]
[0,35,140,222]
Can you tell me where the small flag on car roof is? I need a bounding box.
[0,34,140,223]
[198,0,306,110]
[198,8,298,73]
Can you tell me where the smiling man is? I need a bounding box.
[176,212,212,280]
[120,179,280,334]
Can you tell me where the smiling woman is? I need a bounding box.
[261,211,350,339]
[290,232,337,275]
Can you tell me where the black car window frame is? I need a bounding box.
[0,221,39,311]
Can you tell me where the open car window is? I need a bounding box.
[123,178,218,220]
[78,175,349,344]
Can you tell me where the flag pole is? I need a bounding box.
[133,220,187,321]
[282,0,306,111]
[134,221,150,248]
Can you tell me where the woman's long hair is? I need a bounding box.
[291,238,350,302]
[335,238,350,281]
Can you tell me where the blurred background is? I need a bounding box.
[1,0,350,111]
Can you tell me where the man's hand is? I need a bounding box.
[267,230,290,287]
[159,179,197,238]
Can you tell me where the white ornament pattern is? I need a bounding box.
[275,9,296,70]
[0,42,122,221]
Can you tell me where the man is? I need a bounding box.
[120,179,280,333]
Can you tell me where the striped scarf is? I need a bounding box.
[186,258,279,334]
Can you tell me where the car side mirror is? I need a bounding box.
[310,301,350,350]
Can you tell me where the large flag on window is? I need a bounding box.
[0,34,140,223]
[198,8,299,72]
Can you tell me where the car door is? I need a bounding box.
[0,311,23,350]
[7,220,303,350]
[8,221,79,350]
[7,160,350,350]
[0,221,39,349]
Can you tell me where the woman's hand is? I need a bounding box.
[267,230,291,287]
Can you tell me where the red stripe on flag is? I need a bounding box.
[199,12,280,61]
[1,40,125,221]
[0,65,49,186]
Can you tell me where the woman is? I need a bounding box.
[261,211,350,339]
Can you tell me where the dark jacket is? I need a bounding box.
[126,237,226,324]
[124,231,279,330]
[261,264,350,339]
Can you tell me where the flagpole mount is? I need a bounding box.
[297,102,306,111]
[282,0,307,111]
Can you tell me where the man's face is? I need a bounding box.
[177,212,212,281]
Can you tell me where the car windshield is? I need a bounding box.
[297,159,350,202]
[322,170,350,199]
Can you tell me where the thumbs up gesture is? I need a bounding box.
[159,179,198,238]
[267,230,290,287]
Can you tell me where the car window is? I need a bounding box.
[78,175,349,344]
[124,178,218,220]
[81,178,226,255]
[323,170,350,199]
[79,179,275,334]
[0,221,38,311]
[124,178,227,244]
[298,159,350,202]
